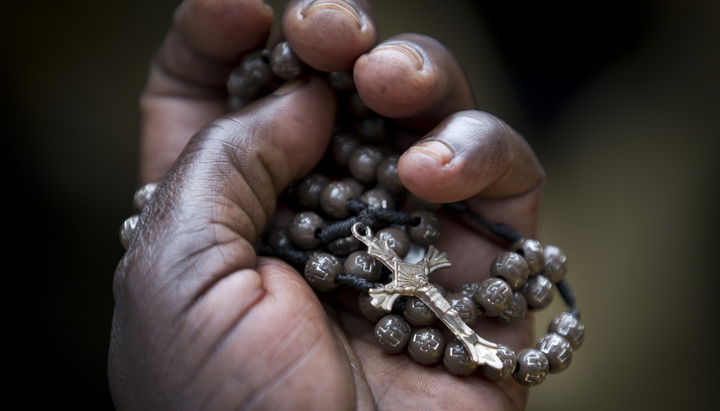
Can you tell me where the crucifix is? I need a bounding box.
[351,222,503,369]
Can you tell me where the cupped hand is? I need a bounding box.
[109,1,545,410]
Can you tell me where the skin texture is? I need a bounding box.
[110,0,545,410]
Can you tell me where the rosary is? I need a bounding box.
[121,40,585,387]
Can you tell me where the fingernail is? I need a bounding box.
[368,41,425,71]
[302,0,362,29]
[273,79,308,96]
[408,141,454,166]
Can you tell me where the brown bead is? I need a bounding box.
[227,69,258,100]
[542,245,568,283]
[481,344,517,382]
[341,178,364,198]
[326,235,360,256]
[376,156,404,195]
[402,296,437,327]
[443,339,478,376]
[490,251,530,290]
[358,292,386,321]
[407,210,441,247]
[270,41,304,80]
[359,188,394,211]
[240,50,273,87]
[265,227,293,250]
[320,181,356,219]
[496,291,528,325]
[522,274,554,310]
[332,134,360,167]
[447,293,478,325]
[119,215,139,250]
[355,116,387,143]
[297,174,330,210]
[347,92,372,117]
[408,192,442,210]
[132,183,157,213]
[374,314,412,354]
[348,146,383,183]
[408,327,446,365]
[511,239,545,274]
[474,278,514,317]
[377,228,411,259]
[328,71,355,92]
[304,253,341,292]
[548,312,585,350]
[453,282,481,299]
[344,251,381,282]
[287,212,324,249]
[514,349,549,387]
[432,283,448,297]
[536,333,573,374]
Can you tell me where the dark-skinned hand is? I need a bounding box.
[109,0,545,410]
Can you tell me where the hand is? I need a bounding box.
[109,1,545,410]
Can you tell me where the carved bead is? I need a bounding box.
[376,156,404,195]
[348,146,383,183]
[297,174,329,210]
[320,181,356,219]
[377,228,411,259]
[402,297,437,327]
[326,235,360,256]
[355,116,387,143]
[270,41,304,80]
[474,278,513,317]
[447,293,478,325]
[266,227,293,250]
[304,253,342,292]
[374,314,412,354]
[543,245,568,283]
[344,251,381,282]
[496,291,528,325]
[358,292,386,321]
[514,349,549,387]
[287,211,324,249]
[239,50,273,87]
[359,189,394,211]
[119,215,139,249]
[511,239,545,274]
[407,210,441,247]
[132,183,157,212]
[341,178,364,198]
[522,274,554,311]
[332,134,360,167]
[548,312,585,350]
[408,327,446,365]
[490,251,530,290]
[328,71,355,91]
[443,339,478,376]
[453,282,481,299]
[481,344,517,382]
[536,333,573,374]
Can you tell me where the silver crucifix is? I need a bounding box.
[351,222,503,369]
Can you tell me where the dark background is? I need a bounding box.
[5,0,719,409]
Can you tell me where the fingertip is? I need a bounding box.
[399,142,475,204]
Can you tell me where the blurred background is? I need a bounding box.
[5,0,718,409]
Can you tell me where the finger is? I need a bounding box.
[140,0,274,184]
[398,110,545,237]
[353,33,476,130]
[282,0,378,72]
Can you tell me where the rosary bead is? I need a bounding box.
[433,283,448,297]
[266,227,294,250]
[446,293,478,325]
[239,50,273,88]
[227,68,258,100]
[522,274,555,310]
[496,291,528,324]
[287,211,324,249]
[341,178,364,198]
[453,282,481,299]
[407,210,441,247]
[348,146,384,183]
[402,296,437,327]
[328,71,355,92]
[408,327,446,365]
[270,41,304,80]
[548,312,585,350]
[304,253,342,292]
[359,292,386,321]
[132,183,157,212]
[374,314,412,354]
[513,349,549,387]
[344,251,382,282]
[408,192,443,211]
[120,215,139,249]
[332,134,361,167]
[326,235,360,256]
[359,188,394,211]
[511,239,545,274]
[481,344,517,382]
[377,227,411,259]
[473,278,514,317]
[376,156,404,195]
[542,245,568,283]
[490,252,530,290]
[443,339,478,376]
[297,174,330,210]
[536,333,573,374]
[355,116,387,144]
[347,92,372,117]
[320,181,356,219]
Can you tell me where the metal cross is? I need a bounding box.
[351,223,503,369]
